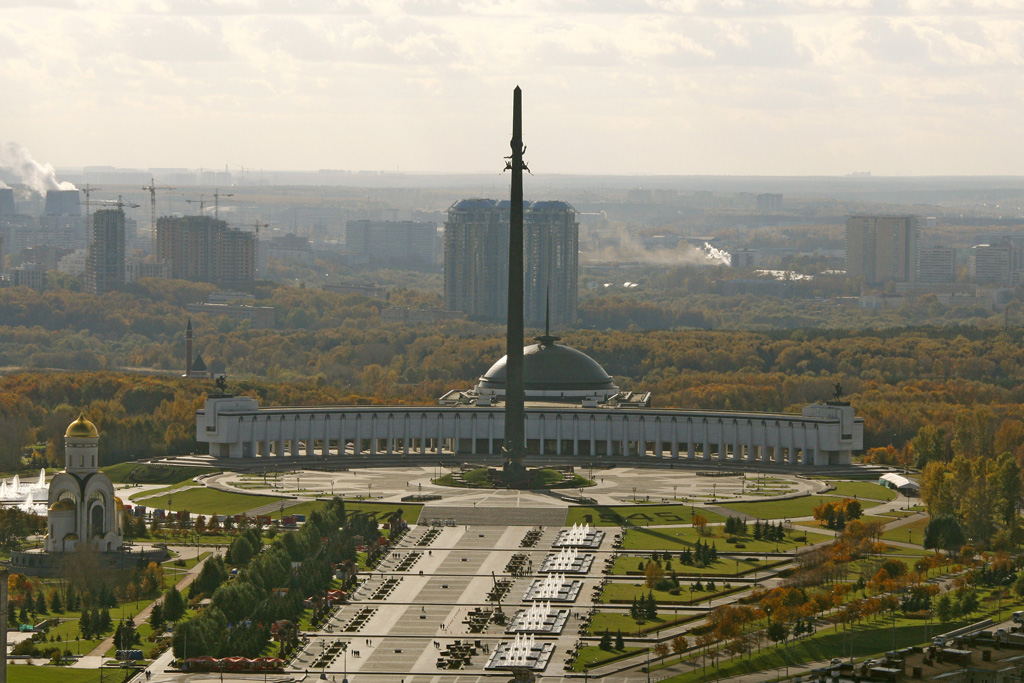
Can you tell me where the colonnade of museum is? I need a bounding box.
[203,404,856,467]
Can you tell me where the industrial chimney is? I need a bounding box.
[43,190,80,216]
[0,189,14,217]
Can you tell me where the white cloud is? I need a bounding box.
[1,0,1023,174]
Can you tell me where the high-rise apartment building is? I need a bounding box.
[756,193,783,211]
[846,215,920,284]
[917,245,956,284]
[970,237,1024,285]
[85,208,125,295]
[346,220,438,267]
[444,199,578,327]
[156,215,256,291]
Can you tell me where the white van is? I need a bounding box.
[933,636,947,647]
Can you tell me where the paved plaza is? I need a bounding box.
[129,463,867,683]
[200,464,826,512]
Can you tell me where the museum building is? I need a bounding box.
[197,333,863,467]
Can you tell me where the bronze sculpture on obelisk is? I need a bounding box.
[502,86,527,482]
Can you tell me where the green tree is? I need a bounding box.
[957,590,979,617]
[226,535,254,566]
[993,452,1021,528]
[912,424,949,466]
[114,617,139,650]
[163,586,186,623]
[149,602,164,630]
[766,620,789,646]
[924,515,966,553]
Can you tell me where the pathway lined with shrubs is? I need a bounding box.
[72,545,219,668]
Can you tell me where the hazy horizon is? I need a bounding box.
[3,1,1024,177]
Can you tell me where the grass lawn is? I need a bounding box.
[435,467,592,489]
[880,544,932,557]
[590,610,696,637]
[104,462,218,485]
[163,551,210,572]
[347,501,423,524]
[881,517,931,546]
[622,526,831,553]
[657,612,991,683]
[610,555,770,578]
[827,481,899,501]
[262,499,422,524]
[132,479,200,500]
[44,614,112,655]
[877,508,920,519]
[6,668,136,683]
[573,645,646,672]
[600,581,741,605]
[146,530,259,546]
[720,495,870,520]
[796,514,889,531]
[140,488,285,516]
[566,505,726,528]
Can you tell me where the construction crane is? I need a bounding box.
[80,184,101,237]
[94,196,141,210]
[141,177,175,247]
[253,220,267,280]
[213,188,234,219]
[186,195,207,215]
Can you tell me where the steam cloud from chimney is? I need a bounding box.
[0,142,76,194]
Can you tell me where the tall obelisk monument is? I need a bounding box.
[503,86,527,481]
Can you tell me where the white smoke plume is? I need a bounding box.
[702,242,731,266]
[0,142,76,194]
[0,180,8,189]
[584,231,731,267]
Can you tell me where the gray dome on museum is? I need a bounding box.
[479,336,616,393]
[454,333,635,406]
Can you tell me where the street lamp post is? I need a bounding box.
[341,642,349,683]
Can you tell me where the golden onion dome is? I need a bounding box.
[49,499,76,512]
[65,414,99,439]
[114,497,125,510]
[64,533,78,540]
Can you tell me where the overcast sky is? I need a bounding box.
[3,0,1024,176]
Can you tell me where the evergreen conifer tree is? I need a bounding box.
[163,586,186,623]
[645,592,658,620]
[150,603,164,630]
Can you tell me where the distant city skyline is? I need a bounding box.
[2,2,1024,177]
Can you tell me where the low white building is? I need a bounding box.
[197,337,863,468]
